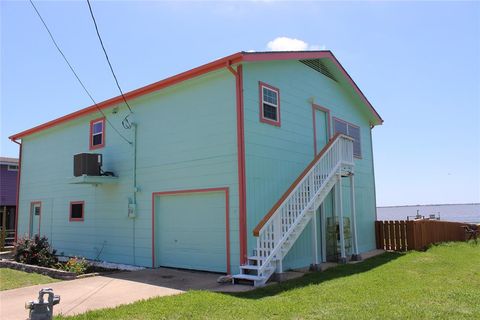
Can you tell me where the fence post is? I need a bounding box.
[379,221,386,250]
[375,221,381,249]
[406,220,415,250]
[389,221,396,250]
[0,206,6,251]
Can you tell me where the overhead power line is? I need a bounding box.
[28,0,132,145]
[86,0,134,126]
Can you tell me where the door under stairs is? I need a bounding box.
[233,134,359,286]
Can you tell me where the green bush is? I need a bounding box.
[13,235,58,268]
[58,257,89,275]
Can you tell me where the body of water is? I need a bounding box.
[377,203,480,224]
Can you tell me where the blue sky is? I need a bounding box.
[1,1,479,206]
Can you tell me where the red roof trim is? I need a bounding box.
[9,51,382,140]
[244,51,332,62]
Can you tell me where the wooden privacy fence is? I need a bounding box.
[375,220,468,251]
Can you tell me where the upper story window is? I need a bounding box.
[89,117,105,150]
[70,201,84,222]
[333,117,362,158]
[259,82,281,126]
[7,165,18,171]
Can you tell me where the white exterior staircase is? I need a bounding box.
[233,134,355,286]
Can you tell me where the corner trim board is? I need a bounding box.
[234,65,248,265]
[13,141,22,242]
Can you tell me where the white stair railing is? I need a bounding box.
[239,134,354,285]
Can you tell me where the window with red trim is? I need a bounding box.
[333,118,362,158]
[70,201,84,221]
[89,118,105,150]
[259,82,281,126]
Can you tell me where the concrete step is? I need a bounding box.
[232,274,265,281]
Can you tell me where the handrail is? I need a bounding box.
[253,133,353,236]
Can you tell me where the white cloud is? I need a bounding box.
[266,37,325,51]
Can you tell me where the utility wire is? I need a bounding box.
[28,0,132,145]
[86,0,134,130]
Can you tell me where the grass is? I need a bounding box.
[57,242,479,320]
[0,268,59,291]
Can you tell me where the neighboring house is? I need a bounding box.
[10,51,383,286]
[0,157,19,244]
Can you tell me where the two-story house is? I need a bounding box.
[10,51,383,286]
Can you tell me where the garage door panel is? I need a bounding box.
[155,191,227,273]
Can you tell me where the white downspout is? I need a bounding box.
[350,174,360,259]
[130,121,138,265]
[337,175,346,263]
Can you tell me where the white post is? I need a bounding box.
[276,257,283,273]
[274,215,283,273]
[350,174,360,259]
[320,204,327,263]
[311,210,319,266]
[337,175,346,263]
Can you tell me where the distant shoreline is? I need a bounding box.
[378,203,480,208]
[377,203,480,224]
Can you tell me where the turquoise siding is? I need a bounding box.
[242,60,377,270]
[17,58,379,274]
[17,69,240,270]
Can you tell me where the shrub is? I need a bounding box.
[58,257,89,275]
[13,235,58,268]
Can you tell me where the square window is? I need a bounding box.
[70,202,84,221]
[259,82,280,126]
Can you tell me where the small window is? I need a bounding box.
[333,118,362,158]
[259,82,281,126]
[7,165,18,171]
[89,118,105,150]
[70,201,84,221]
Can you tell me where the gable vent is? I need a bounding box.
[300,59,338,82]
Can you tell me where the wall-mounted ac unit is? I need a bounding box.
[73,153,102,177]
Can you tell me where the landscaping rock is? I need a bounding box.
[0,259,76,280]
[216,275,232,283]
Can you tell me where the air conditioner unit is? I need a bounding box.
[73,153,102,177]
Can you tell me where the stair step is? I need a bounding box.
[240,265,261,270]
[240,265,275,271]
[233,274,265,281]
[248,256,264,261]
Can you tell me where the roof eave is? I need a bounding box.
[242,51,383,126]
[9,50,382,140]
[9,52,244,141]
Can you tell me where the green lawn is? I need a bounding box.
[58,242,479,319]
[0,268,59,291]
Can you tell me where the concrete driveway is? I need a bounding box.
[0,268,252,320]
